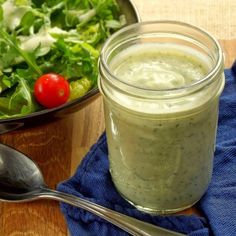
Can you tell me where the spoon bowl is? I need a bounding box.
[0,143,44,200]
[0,143,185,236]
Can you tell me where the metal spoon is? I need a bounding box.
[0,143,185,236]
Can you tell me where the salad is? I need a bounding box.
[0,0,126,118]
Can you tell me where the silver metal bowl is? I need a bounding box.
[0,0,140,134]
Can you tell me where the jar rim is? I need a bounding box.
[99,20,224,94]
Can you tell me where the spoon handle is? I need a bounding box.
[37,188,185,236]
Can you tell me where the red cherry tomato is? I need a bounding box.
[34,73,70,108]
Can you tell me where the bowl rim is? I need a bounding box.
[0,87,99,123]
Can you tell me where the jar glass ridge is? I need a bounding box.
[99,21,225,214]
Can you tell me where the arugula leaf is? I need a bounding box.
[16,11,35,35]
[0,29,42,75]
[9,76,36,115]
[0,74,17,93]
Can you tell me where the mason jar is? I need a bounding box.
[98,21,224,214]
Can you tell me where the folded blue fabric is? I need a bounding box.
[197,65,236,236]
[57,64,236,236]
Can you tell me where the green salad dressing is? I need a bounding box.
[103,43,222,212]
[111,44,209,90]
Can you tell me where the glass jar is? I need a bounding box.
[98,21,224,214]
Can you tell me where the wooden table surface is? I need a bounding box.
[1,1,236,235]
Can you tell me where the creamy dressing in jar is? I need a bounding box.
[110,43,209,90]
[99,22,224,214]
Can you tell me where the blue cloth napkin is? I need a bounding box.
[57,64,236,236]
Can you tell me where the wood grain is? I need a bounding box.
[0,117,74,236]
[0,1,236,235]
[134,0,236,40]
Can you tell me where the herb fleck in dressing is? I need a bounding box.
[104,43,221,213]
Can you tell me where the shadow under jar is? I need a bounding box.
[98,21,225,214]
